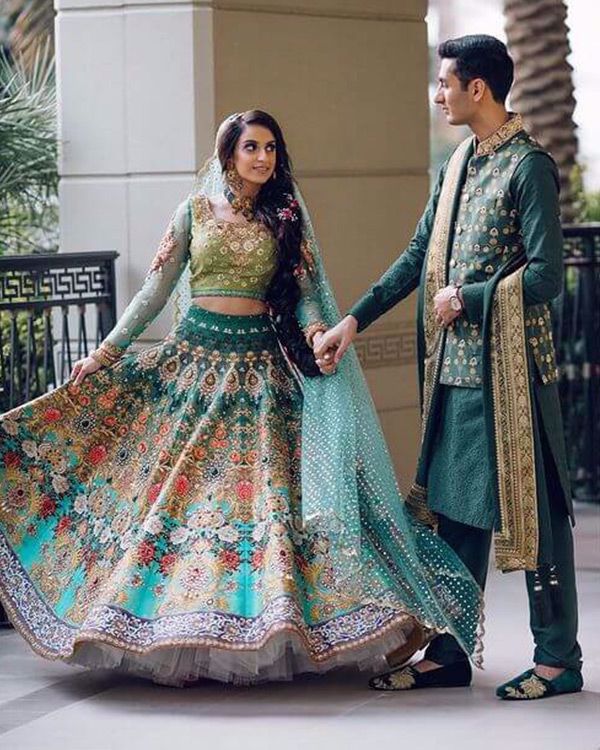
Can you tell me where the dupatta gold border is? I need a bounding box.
[490,268,539,571]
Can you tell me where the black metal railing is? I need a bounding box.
[555,224,600,504]
[0,250,118,626]
[0,251,118,412]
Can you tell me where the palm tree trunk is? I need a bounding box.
[504,0,579,222]
[3,0,55,70]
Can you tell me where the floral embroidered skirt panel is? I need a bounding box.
[0,307,473,685]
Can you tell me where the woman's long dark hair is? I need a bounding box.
[216,110,320,377]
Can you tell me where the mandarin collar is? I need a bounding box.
[475,113,524,156]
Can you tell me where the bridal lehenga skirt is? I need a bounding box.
[0,307,478,686]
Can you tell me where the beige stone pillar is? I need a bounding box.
[56,0,429,487]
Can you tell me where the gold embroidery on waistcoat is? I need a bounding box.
[406,137,472,527]
[476,113,524,156]
[421,137,473,432]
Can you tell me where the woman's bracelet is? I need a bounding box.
[304,322,328,349]
[90,341,124,367]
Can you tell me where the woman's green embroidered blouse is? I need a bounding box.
[188,196,277,300]
[93,196,324,361]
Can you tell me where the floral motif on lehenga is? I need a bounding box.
[0,308,414,668]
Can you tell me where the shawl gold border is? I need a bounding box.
[421,137,473,431]
[490,267,539,571]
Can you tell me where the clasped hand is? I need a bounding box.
[312,331,337,375]
[313,316,358,373]
[312,284,462,375]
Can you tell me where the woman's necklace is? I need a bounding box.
[224,185,256,222]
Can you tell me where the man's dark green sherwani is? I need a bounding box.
[349,115,581,671]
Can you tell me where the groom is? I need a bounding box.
[315,35,583,700]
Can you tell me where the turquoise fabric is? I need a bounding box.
[175,157,486,664]
[4,307,473,673]
[0,155,487,677]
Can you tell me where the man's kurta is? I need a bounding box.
[349,115,572,573]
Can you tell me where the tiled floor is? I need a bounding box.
[1,504,598,750]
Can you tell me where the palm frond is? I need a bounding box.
[0,44,58,254]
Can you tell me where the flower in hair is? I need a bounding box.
[277,193,300,222]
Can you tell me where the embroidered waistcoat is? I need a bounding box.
[440,130,559,388]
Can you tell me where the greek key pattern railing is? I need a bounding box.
[0,252,118,413]
[1,265,113,310]
[355,321,417,369]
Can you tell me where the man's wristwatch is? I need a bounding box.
[449,285,463,313]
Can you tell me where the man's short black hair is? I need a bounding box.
[438,34,514,103]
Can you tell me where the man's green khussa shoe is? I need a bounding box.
[496,668,583,700]
[369,661,472,691]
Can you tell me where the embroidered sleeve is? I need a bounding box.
[91,199,191,364]
[295,238,327,347]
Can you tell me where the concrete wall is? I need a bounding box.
[55,0,429,488]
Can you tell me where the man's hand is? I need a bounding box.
[312,331,337,375]
[314,315,358,365]
[433,285,463,327]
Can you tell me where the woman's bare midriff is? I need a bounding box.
[192,296,268,315]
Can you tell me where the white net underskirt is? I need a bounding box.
[67,623,414,687]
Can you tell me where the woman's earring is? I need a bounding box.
[225,164,243,194]
[272,170,277,181]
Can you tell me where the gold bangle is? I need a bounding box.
[304,322,327,348]
[90,341,124,367]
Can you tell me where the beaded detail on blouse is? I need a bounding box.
[189,196,278,301]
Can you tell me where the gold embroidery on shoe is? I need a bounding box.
[505,673,547,699]
[388,667,417,690]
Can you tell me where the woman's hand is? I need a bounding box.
[312,331,337,375]
[70,355,102,386]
